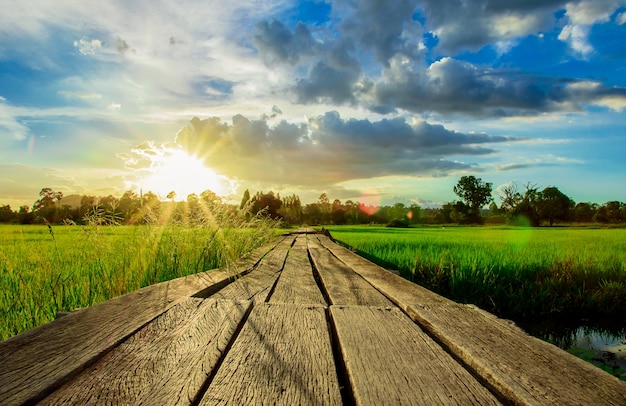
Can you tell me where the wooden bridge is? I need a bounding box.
[1,229,625,405]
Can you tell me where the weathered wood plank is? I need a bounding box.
[199,303,341,405]
[316,235,626,404]
[269,236,326,305]
[308,246,393,306]
[292,234,308,249]
[208,236,295,302]
[406,303,626,405]
[315,234,453,305]
[40,298,251,405]
[0,239,278,406]
[330,305,501,405]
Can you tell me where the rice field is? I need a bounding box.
[0,222,278,340]
[324,225,626,322]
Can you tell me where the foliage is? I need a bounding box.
[453,176,493,223]
[0,207,279,340]
[325,226,626,322]
[1,177,625,227]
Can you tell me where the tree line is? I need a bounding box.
[0,177,624,226]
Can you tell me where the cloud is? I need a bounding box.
[419,0,560,53]
[366,56,626,117]
[254,20,316,65]
[293,60,360,104]
[617,12,626,25]
[558,0,624,57]
[58,91,103,100]
[0,97,29,140]
[171,111,517,186]
[566,81,626,111]
[74,38,103,55]
[558,24,593,57]
[336,0,422,65]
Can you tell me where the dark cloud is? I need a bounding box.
[115,37,130,54]
[254,20,315,65]
[419,0,563,52]
[366,57,626,116]
[293,60,360,104]
[337,0,421,64]
[174,111,517,186]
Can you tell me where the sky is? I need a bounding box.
[1,0,626,209]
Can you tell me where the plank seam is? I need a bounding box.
[306,242,332,306]
[262,244,292,303]
[190,300,255,406]
[325,306,357,406]
[317,236,513,404]
[192,236,285,299]
[35,298,191,405]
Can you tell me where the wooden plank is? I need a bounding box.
[269,237,326,305]
[209,236,295,302]
[199,303,341,405]
[40,298,251,405]
[308,246,393,306]
[406,303,626,405]
[0,239,278,405]
[317,235,626,403]
[330,306,501,405]
[305,232,324,249]
[315,234,453,305]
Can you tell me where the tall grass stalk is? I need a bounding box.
[326,226,626,322]
[0,207,278,340]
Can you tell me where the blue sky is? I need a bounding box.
[1,0,625,209]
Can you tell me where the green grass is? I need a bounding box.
[324,225,626,321]
[0,221,278,340]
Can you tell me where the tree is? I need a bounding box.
[536,187,574,226]
[318,193,331,224]
[0,205,15,223]
[499,182,540,226]
[604,201,624,223]
[280,194,303,225]
[239,189,251,210]
[251,191,282,219]
[573,202,595,223]
[119,191,140,223]
[452,176,493,223]
[32,187,63,222]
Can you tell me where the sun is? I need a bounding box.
[139,148,231,199]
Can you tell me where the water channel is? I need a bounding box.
[518,318,626,381]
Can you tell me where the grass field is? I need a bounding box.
[324,225,626,322]
[0,221,278,340]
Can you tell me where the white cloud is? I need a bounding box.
[558,24,593,57]
[73,38,102,55]
[0,97,29,140]
[617,12,626,25]
[58,91,102,100]
[564,0,621,25]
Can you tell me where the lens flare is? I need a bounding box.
[358,190,381,216]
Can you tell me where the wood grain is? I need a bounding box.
[315,234,626,403]
[0,239,277,405]
[269,236,326,305]
[308,246,392,306]
[199,303,341,405]
[406,303,626,405]
[210,236,295,302]
[40,298,251,405]
[315,234,453,306]
[330,305,501,405]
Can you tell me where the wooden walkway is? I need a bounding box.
[1,229,625,405]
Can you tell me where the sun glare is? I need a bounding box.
[139,149,231,199]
